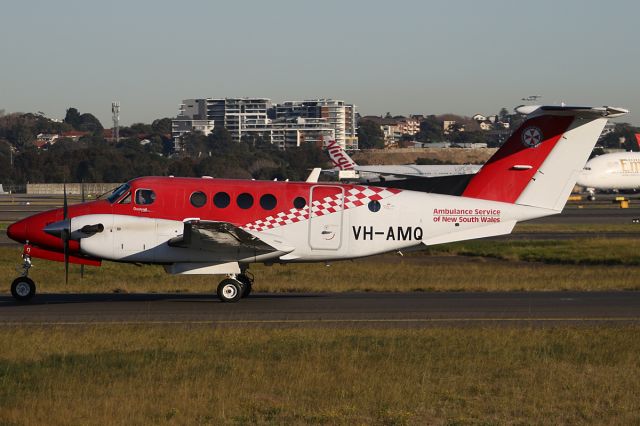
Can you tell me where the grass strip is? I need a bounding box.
[424,238,640,265]
[0,326,637,425]
[2,242,640,294]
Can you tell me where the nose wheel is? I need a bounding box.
[11,254,36,302]
[11,277,36,301]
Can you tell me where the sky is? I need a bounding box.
[1,0,639,126]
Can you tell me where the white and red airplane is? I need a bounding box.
[325,140,482,182]
[6,105,628,302]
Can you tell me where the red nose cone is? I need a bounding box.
[6,220,27,243]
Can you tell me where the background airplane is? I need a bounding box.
[7,105,627,303]
[577,150,640,199]
[325,140,481,182]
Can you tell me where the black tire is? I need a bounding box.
[11,277,36,302]
[216,279,242,303]
[237,274,253,298]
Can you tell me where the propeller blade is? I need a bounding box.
[63,182,68,219]
[80,181,85,280]
[63,182,69,284]
[63,235,69,284]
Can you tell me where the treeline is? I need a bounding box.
[0,109,330,185]
[357,109,518,149]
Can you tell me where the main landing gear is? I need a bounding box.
[11,254,36,302]
[216,271,254,303]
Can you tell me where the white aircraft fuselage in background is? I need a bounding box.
[325,140,481,182]
[577,151,640,191]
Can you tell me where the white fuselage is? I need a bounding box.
[348,164,482,182]
[75,189,554,266]
[577,152,640,190]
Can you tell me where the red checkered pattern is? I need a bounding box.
[244,186,401,232]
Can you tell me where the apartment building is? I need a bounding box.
[244,117,335,150]
[276,99,358,150]
[173,97,357,150]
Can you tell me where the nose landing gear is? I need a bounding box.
[11,254,36,302]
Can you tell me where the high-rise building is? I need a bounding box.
[172,97,357,150]
[275,99,358,150]
[243,117,335,150]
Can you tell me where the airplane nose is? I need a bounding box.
[7,220,27,243]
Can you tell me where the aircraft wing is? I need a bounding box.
[349,165,482,180]
[168,220,282,255]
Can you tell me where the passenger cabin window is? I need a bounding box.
[237,193,254,209]
[135,189,156,205]
[213,192,231,208]
[190,191,207,208]
[293,197,306,209]
[260,194,277,210]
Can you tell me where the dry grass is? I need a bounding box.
[514,223,640,234]
[2,241,640,294]
[0,326,637,425]
[425,238,640,266]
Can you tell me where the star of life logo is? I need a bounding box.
[521,126,543,148]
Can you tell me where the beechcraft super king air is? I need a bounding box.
[6,105,628,302]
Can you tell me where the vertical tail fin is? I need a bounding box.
[326,140,358,170]
[462,105,628,211]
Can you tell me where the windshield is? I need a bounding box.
[107,183,131,203]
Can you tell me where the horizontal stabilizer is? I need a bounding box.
[515,105,629,118]
[423,220,516,245]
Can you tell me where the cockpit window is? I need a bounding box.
[107,183,130,203]
[135,189,156,205]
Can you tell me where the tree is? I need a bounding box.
[151,118,172,135]
[416,116,444,142]
[357,119,385,149]
[599,123,640,150]
[498,107,510,122]
[78,113,103,132]
[129,123,152,134]
[64,108,82,129]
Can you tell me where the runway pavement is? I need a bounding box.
[0,291,638,327]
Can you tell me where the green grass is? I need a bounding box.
[0,326,637,425]
[2,239,640,294]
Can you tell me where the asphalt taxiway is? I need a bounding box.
[0,291,638,327]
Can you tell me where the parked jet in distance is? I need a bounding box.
[325,140,482,182]
[577,150,640,199]
[6,105,628,302]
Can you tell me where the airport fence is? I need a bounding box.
[26,183,120,196]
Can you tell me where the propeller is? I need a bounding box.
[80,181,85,279]
[42,182,103,283]
[62,183,69,284]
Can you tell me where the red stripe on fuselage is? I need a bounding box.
[111,178,400,226]
[461,115,574,203]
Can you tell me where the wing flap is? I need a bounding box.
[168,220,281,254]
